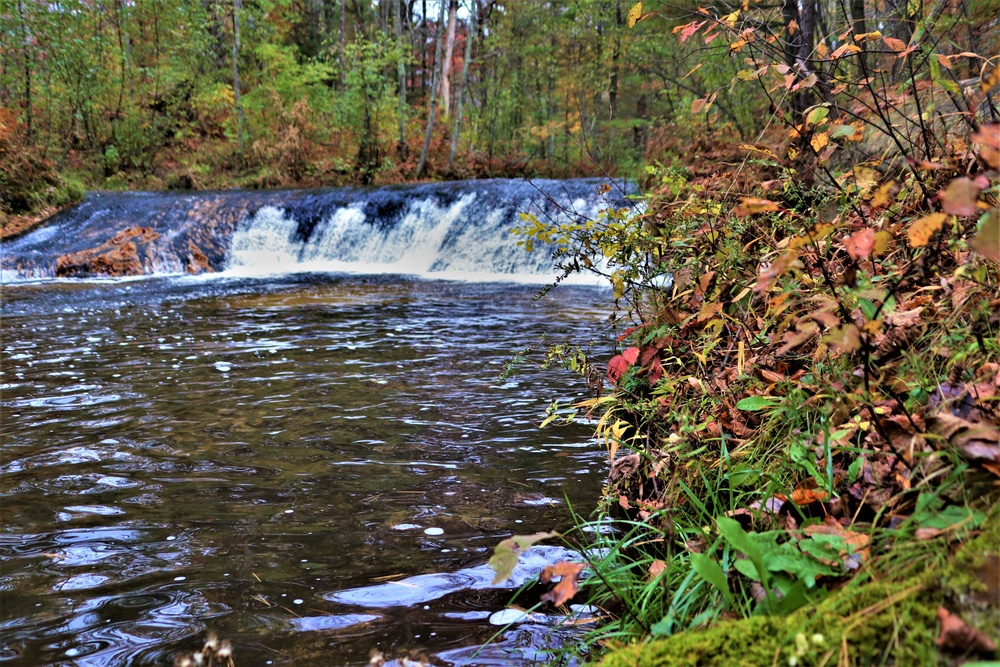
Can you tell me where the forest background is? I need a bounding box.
[1,0,706,232]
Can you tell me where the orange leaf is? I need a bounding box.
[831,43,862,59]
[733,197,780,216]
[810,131,829,153]
[972,123,1000,149]
[882,36,907,52]
[908,212,948,247]
[674,20,705,43]
[791,486,829,505]
[540,561,586,607]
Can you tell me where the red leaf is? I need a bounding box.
[674,20,705,43]
[843,227,875,260]
[540,561,586,607]
[940,177,983,217]
[607,347,640,383]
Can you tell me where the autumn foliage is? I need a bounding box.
[497,0,1000,658]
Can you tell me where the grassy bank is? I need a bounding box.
[495,120,999,665]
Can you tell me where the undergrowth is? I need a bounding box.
[493,2,1000,662]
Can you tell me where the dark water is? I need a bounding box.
[0,273,611,666]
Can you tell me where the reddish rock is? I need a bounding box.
[55,226,161,277]
[186,240,214,274]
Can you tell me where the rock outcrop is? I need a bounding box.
[55,226,161,277]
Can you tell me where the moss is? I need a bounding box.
[595,508,999,667]
[598,616,789,667]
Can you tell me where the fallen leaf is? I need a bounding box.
[852,166,881,191]
[908,212,948,247]
[871,180,898,209]
[931,413,1000,463]
[822,323,862,355]
[540,561,586,606]
[734,197,780,216]
[936,607,997,654]
[915,527,942,540]
[843,228,875,260]
[791,486,829,505]
[648,559,667,580]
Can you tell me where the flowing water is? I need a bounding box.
[0,179,626,666]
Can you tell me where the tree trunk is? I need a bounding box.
[448,2,476,171]
[16,0,32,139]
[416,0,446,178]
[850,0,867,72]
[609,0,622,120]
[441,0,458,117]
[339,0,346,85]
[232,0,245,158]
[395,0,409,162]
[421,0,427,93]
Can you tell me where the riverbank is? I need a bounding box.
[501,119,999,664]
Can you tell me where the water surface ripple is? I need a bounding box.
[0,275,608,666]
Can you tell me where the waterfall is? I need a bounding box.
[1,178,632,282]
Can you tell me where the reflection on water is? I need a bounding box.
[0,274,608,666]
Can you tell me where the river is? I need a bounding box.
[0,179,624,666]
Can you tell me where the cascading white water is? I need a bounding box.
[1,178,633,281]
[224,191,601,282]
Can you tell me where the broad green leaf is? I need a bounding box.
[690,552,733,604]
[489,532,557,584]
[805,105,830,127]
[737,396,780,411]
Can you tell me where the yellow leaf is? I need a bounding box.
[871,180,897,209]
[789,223,835,249]
[739,144,779,160]
[810,131,829,153]
[733,197,780,216]
[852,166,881,192]
[627,1,643,28]
[831,43,862,59]
[873,230,893,256]
[682,63,703,80]
[816,42,829,58]
[907,212,948,247]
[724,9,740,27]
[854,30,882,42]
